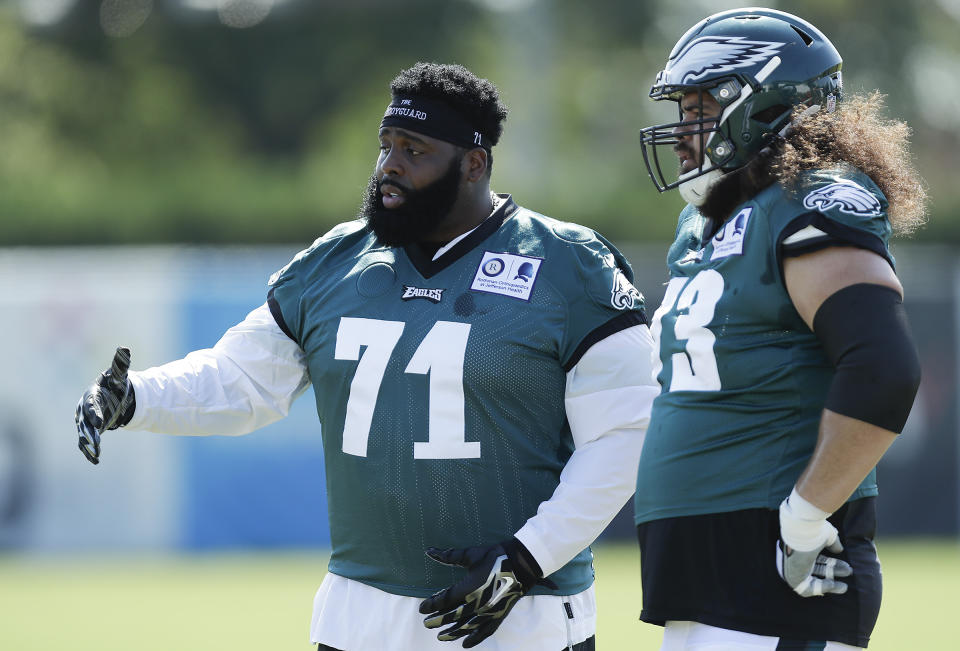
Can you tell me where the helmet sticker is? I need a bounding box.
[803,181,883,217]
[670,36,785,84]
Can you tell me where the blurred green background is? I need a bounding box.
[1,0,956,247]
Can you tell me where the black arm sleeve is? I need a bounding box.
[813,283,921,433]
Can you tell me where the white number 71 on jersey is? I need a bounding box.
[334,317,480,459]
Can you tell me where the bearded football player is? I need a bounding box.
[635,8,925,650]
[75,62,660,650]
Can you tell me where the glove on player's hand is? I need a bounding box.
[776,488,853,597]
[420,538,552,648]
[75,347,135,465]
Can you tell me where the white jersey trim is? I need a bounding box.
[782,224,829,246]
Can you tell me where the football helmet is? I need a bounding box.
[639,8,842,205]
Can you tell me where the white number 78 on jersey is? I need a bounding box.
[650,270,724,392]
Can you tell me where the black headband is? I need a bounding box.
[380,95,492,151]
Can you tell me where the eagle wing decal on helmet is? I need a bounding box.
[803,181,883,217]
[670,36,785,84]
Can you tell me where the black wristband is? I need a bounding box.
[501,537,542,588]
[813,283,921,433]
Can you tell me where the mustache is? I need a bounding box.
[378,176,412,195]
[673,141,695,157]
[359,156,464,247]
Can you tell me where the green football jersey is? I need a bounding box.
[268,196,646,597]
[635,167,892,525]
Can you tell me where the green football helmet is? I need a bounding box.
[639,8,842,205]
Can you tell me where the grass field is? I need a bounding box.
[0,539,956,650]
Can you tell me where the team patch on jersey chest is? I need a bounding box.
[401,285,444,303]
[710,207,753,260]
[470,251,542,301]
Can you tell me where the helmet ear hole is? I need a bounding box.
[750,104,790,126]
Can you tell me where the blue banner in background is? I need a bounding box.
[177,251,330,549]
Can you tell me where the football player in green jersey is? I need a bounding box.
[75,63,660,650]
[635,8,926,650]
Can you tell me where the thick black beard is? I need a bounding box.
[360,158,463,247]
[699,140,783,224]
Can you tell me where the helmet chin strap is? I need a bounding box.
[679,166,723,206]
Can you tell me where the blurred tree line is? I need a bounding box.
[0,0,957,246]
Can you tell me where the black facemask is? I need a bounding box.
[360,156,464,247]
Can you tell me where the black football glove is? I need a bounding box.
[419,538,553,648]
[75,347,136,465]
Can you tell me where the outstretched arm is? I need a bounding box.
[76,303,310,464]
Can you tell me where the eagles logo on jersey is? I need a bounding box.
[803,181,883,217]
[401,286,444,303]
[611,268,643,310]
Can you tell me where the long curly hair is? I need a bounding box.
[775,92,928,236]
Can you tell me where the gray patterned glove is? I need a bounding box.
[776,487,853,597]
[75,347,135,465]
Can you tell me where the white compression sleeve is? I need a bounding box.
[515,324,660,576]
[126,303,311,436]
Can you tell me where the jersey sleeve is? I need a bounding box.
[267,246,310,345]
[267,221,369,343]
[126,303,311,435]
[558,233,648,371]
[775,169,893,267]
